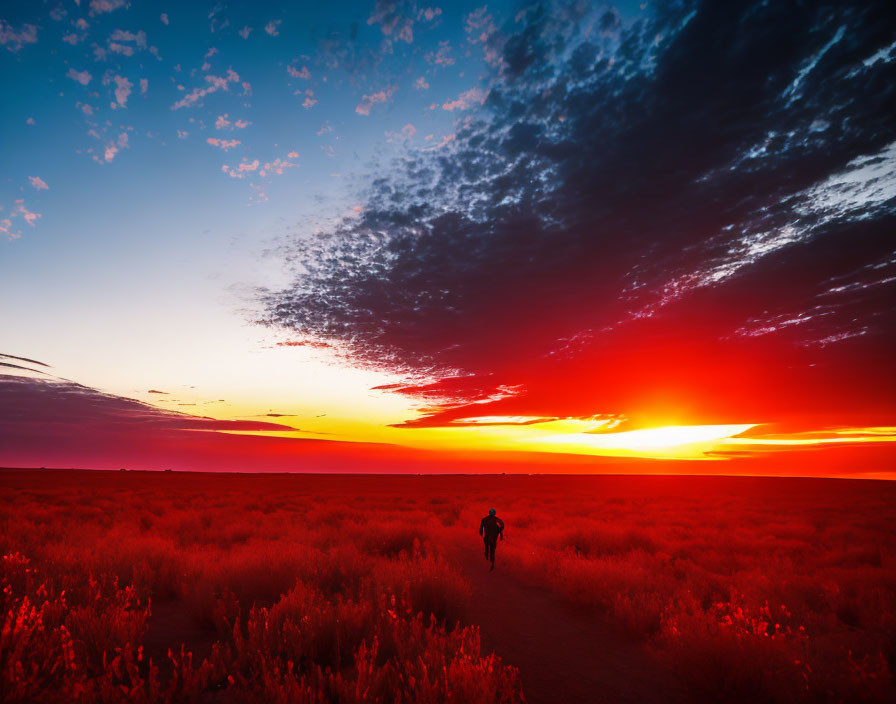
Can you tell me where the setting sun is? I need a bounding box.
[532,423,758,457]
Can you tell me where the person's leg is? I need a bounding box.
[484,537,489,558]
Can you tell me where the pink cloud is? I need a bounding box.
[177,129,188,139]
[28,176,49,191]
[423,133,455,151]
[109,29,147,49]
[301,89,317,109]
[265,20,281,36]
[160,13,169,26]
[140,78,148,95]
[287,65,310,79]
[216,114,250,130]
[15,199,41,226]
[100,132,129,162]
[89,0,127,16]
[260,156,299,177]
[238,26,251,39]
[465,6,496,44]
[221,159,261,179]
[0,21,38,52]
[385,123,416,142]
[108,42,134,56]
[414,76,429,90]
[105,74,133,108]
[26,117,35,125]
[442,86,488,111]
[62,33,81,45]
[465,6,503,66]
[367,4,414,44]
[172,69,240,109]
[67,68,92,85]
[426,40,454,66]
[206,137,241,151]
[355,86,397,116]
[226,153,300,180]
[0,219,18,240]
[418,7,442,22]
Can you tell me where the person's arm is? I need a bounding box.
[497,517,505,539]
[479,517,484,536]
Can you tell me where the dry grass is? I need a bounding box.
[1,470,894,702]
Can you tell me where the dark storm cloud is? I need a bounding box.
[0,375,295,433]
[0,374,440,473]
[263,1,896,425]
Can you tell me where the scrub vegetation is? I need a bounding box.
[1,470,894,703]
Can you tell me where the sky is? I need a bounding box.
[1,0,895,476]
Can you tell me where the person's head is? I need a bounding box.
[489,508,496,516]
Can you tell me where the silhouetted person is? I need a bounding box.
[479,508,504,571]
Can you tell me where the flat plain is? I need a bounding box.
[2,470,894,703]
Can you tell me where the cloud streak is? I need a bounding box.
[172,69,240,110]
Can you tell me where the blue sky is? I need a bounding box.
[1,0,541,398]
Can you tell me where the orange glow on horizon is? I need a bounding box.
[222,410,895,463]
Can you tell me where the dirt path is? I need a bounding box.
[144,545,678,701]
[449,541,677,704]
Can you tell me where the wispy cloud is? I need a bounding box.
[4,199,43,235]
[287,65,310,79]
[67,68,92,86]
[0,19,38,52]
[107,29,147,56]
[89,0,127,14]
[28,176,48,191]
[368,0,415,44]
[103,74,133,108]
[172,69,240,110]
[206,137,241,151]
[98,131,129,163]
[221,159,259,178]
[355,86,396,116]
[425,40,453,66]
[441,86,486,111]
